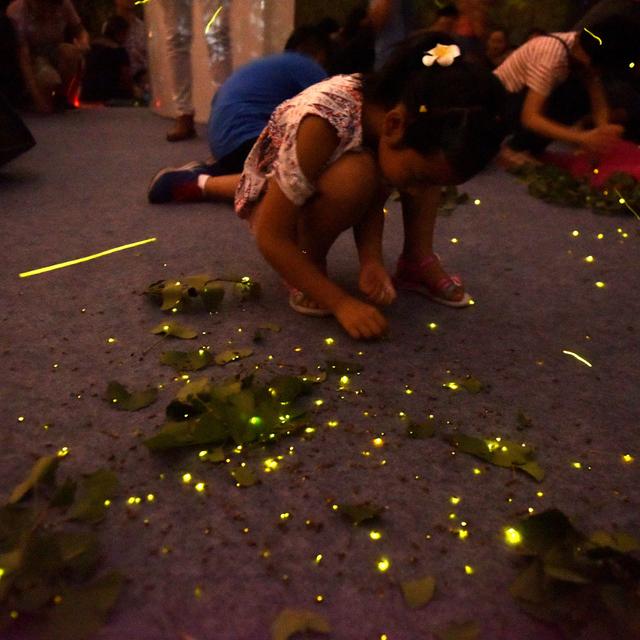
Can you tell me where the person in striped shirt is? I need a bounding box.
[493,16,640,167]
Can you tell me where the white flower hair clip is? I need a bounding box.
[422,43,461,67]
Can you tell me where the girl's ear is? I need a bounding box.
[382,106,408,146]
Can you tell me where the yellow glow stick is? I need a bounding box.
[583,28,602,45]
[19,237,157,278]
[205,5,223,33]
[562,350,593,368]
[614,189,640,221]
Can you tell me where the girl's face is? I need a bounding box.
[375,106,458,188]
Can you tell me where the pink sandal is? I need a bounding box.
[393,254,472,308]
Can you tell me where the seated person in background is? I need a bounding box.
[485,28,512,69]
[148,25,331,204]
[330,3,376,74]
[428,4,459,35]
[493,17,640,167]
[81,16,133,102]
[111,0,147,99]
[6,0,89,113]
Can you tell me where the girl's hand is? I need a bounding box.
[359,261,396,306]
[334,297,388,340]
[580,124,623,155]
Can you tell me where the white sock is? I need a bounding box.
[197,174,209,193]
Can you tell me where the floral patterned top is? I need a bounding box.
[234,74,364,219]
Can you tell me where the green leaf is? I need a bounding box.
[233,279,261,302]
[509,558,546,603]
[230,466,259,487]
[55,530,101,579]
[459,376,484,394]
[160,349,214,372]
[590,530,640,553]
[9,456,59,504]
[144,411,229,451]
[516,509,583,556]
[325,360,363,375]
[68,470,118,523]
[407,421,435,439]
[43,572,124,640]
[267,376,312,403]
[401,575,436,608]
[151,321,198,339]
[105,381,158,411]
[337,502,383,525]
[520,461,545,482]
[50,478,77,508]
[435,620,480,640]
[158,281,184,311]
[200,282,225,312]
[271,608,330,640]
[258,323,281,332]
[200,447,226,463]
[215,348,253,365]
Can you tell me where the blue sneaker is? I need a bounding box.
[147,161,209,204]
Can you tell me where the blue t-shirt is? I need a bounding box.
[208,52,327,159]
[374,0,416,69]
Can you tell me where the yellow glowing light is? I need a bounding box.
[448,513,457,520]
[17,416,24,423]
[103,499,111,507]
[404,388,413,395]
[450,496,461,505]
[314,399,324,406]
[593,168,599,174]
[146,494,155,502]
[205,5,223,33]
[464,565,474,575]
[536,491,544,497]
[0,568,5,579]
[194,586,202,599]
[195,482,206,492]
[450,237,459,244]
[249,416,262,426]
[327,420,339,427]
[562,350,592,367]
[622,454,634,463]
[571,230,580,237]
[597,233,604,239]
[264,458,279,471]
[472,467,482,475]
[474,198,481,205]
[304,427,316,434]
[428,322,438,330]
[10,611,18,620]
[615,189,640,220]
[445,381,459,390]
[182,473,193,484]
[316,595,324,603]
[324,337,335,345]
[583,27,602,45]
[19,237,157,278]
[280,512,291,520]
[107,337,116,344]
[315,554,323,564]
[340,375,350,385]
[457,529,469,540]
[126,497,137,505]
[369,530,382,540]
[381,635,388,640]
[571,461,582,469]
[584,255,595,263]
[504,527,522,545]
[57,447,69,457]
[377,557,391,572]
[372,437,384,447]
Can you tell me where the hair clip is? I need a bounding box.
[419,105,428,113]
[422,43,461,67]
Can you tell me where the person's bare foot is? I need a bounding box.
[497,145,541,170]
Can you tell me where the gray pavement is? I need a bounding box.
[1,107,639,640]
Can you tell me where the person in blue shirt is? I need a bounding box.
[148,25,330,204]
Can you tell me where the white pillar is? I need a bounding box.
[146,0,295,124]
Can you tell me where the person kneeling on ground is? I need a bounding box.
[235,32,504,339]
[494,16,640,168]
[147,24,331,204]
[6,0,89,113]
[81,16,134,103]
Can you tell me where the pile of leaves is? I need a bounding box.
[509,509,640,638]
[145,273,261,313]
[0,457,122,640]
[512,165,640,214]
[143,373,317,452]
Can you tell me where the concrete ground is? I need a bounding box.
[1,106,639,640]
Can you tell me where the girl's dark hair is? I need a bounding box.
[579,17,640,72]
[362,31,506,182]
[103,15,129,41]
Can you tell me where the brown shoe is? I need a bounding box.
[166,114,196,142]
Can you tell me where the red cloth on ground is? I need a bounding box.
[542,139,640,187]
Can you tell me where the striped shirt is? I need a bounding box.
[494,32,577,97]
